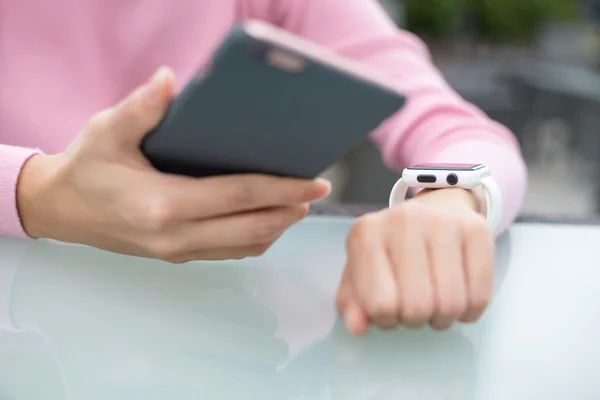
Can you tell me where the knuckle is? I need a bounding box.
[163,256,189,265]
[428,217,458,244]
[389,206,411,223]
[427,210,454,227]
[335,290,347,314]
[463,216,489,237]
[257,176,307,204]
[336,270,352,313]
[146,237,183,262]
[248,242,272,257]
[136,197,177,231]
[470,291,491,314]
[402,299,434,324]
[277,205,309,230]
[438,296,467,318]
[230,182,260,209]
[365,298,396,320]
[389,205,422,230]
[251,216,284,243]
[118,94,145,122]
[87,110,112,132]
[291,203,310,221]
[388,208,422,241]
[431,320,453,331]
[347,214,377,247]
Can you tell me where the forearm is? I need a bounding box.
[0,144,43,238]
[270,0,527,233]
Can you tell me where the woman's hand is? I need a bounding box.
[16,67,330,262]
[337,188,494,335]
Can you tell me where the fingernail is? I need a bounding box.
[306,178,332,201]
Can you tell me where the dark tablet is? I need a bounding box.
[141,21,406,179]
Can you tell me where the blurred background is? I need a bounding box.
[324,0,600,218]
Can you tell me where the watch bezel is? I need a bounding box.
[407,163,485,172]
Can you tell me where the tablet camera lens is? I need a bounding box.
[446,173,458,186]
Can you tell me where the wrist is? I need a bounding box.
[413,188,483,213]
[17,153,68,239]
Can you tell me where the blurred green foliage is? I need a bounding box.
[402,0,580,43]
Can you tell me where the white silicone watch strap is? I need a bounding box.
[480,176,502,234]
[388,177,410,209]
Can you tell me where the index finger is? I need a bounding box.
[157,174,331,220]
[346,213,399,329]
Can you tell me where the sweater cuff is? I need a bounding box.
[0,145,43,238]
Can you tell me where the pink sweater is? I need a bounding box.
[0,0,526,239]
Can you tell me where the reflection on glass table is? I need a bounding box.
[0,217,599,399]
[8,245,295,399]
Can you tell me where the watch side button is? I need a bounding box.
[446,173,458,185]
[417,174,437,183]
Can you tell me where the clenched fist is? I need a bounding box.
[338,188,494,335]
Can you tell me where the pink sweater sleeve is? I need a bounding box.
[263,0,527,233]
[0,145,42,238]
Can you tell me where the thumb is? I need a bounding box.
[109,66,176,147]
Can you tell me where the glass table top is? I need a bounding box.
[0,217,599,399]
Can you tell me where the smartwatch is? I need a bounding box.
[389,163,502,233]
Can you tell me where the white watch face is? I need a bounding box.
[407,163,485,171]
